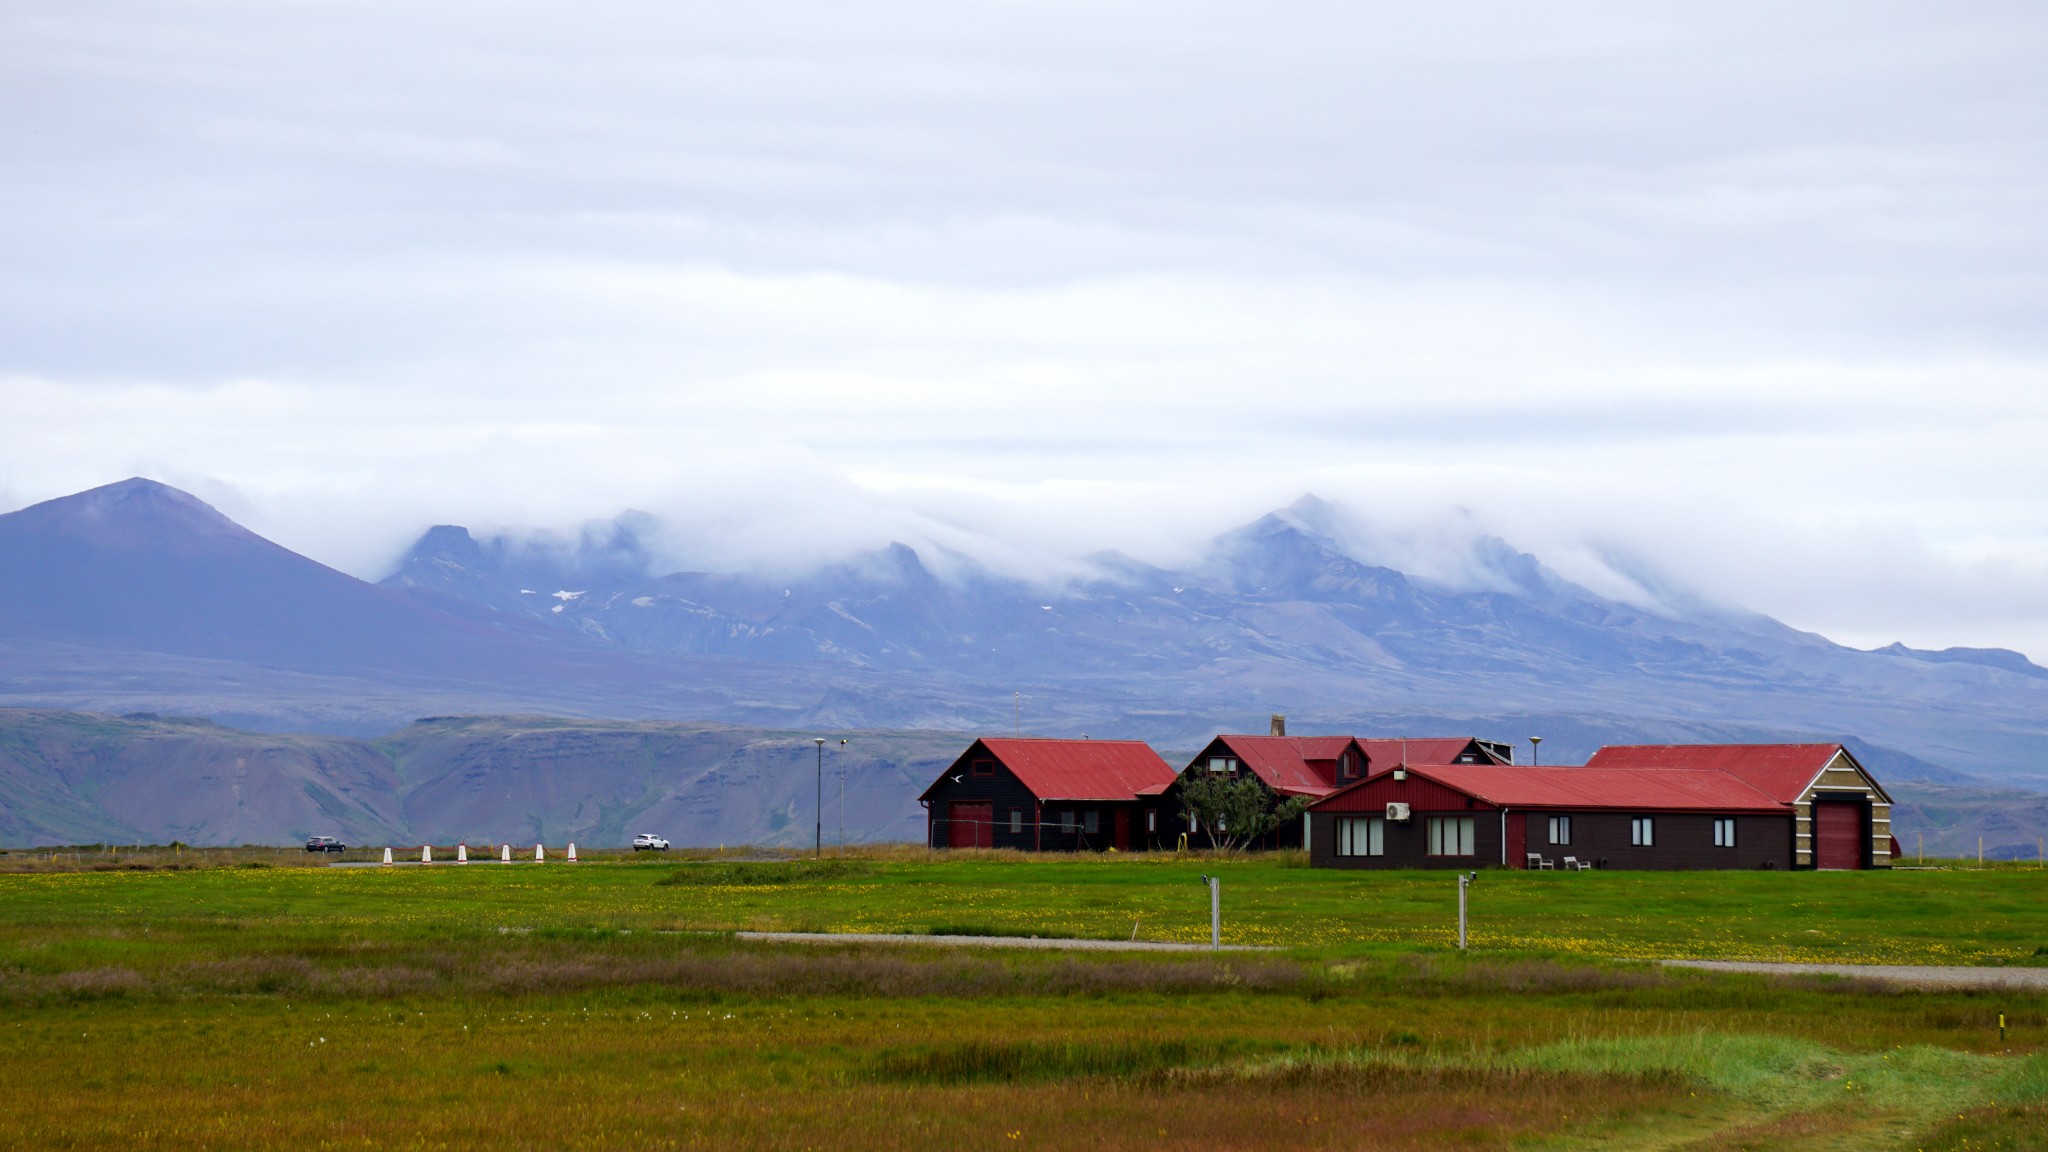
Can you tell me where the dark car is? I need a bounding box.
[305,836,346,853]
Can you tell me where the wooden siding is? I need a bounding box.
[1523,813,1794,871]
[1312,809,1795,871]
[1792,752,1892,869]
[1309,771,1501,869]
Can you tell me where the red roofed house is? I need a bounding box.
[1160,718,1514,850]
[1585,744,1893,870]
[919,738,1179,852]
[1306,742,1891,871]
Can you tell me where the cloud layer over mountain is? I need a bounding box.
[3,1,2046,657]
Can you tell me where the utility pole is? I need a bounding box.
[838,738,848,855]
[812,738,825,859]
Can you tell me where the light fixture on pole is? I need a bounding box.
[812,738,825,859]
[1529,736,1543,767]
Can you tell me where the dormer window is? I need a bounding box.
[1339,751,1359,779]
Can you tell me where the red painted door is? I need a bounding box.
[1813,803,1863,869]
[1114,809,1130,851]
[948,801,993,848]
[1506,812,1527,868]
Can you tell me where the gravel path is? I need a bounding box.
[736,931,1266,952]
[1663,959,2048,990]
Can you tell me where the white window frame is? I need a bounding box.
[1713,817,1735,848]
[1631,816,1655,847]
[1145,809,1157,833]
[1337,816,1385,857]
[1549,815,1572,846]
[1427,815,1476,857]
[1207,756,1235,774]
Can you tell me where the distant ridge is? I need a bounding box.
[1,478,2047,787]
[0,478,619,677]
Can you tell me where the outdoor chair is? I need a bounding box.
[1562,856,1591,871]
[1526,853,1554,870]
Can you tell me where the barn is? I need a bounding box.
[1584,744,1894,870]
[1305,742,1894,871]
[919,738,1178,852]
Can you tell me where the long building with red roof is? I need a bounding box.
[1307,742,1893,871]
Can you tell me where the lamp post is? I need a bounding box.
[1529,736,1543,767]
[812,737,825,858]
[1199,874,1220,950]
[838,738,848,854]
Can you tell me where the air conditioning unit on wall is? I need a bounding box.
[1385,802,1411,822]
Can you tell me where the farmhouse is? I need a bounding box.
[919,737,1177,851]
[1306,742,1893,871]
[1163,719,1514,849]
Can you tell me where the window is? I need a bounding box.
[1145,809,1157,833]
[970,758,994,777]
[1061,811,1076,833]
[1713,818,1736,848]
[1083,810,1099,835]
[1548,815,1572,846]
[1207,756,1235,774]
[1631,817,1655,847]
[1009,810,1023,835]
[1427,816,1475,857]
[1337,817,1384,857]
[1339,751,1359,779]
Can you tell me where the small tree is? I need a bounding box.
[1177,768,1312,851]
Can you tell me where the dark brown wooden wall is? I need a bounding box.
[1310,809,1794,870]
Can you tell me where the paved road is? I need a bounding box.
[736,931,1264,952]
[1663,959,2048,990]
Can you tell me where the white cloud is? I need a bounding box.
[2,0,2046,659]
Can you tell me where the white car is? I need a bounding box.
[631,833,670,851]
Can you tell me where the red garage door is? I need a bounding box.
[1813,803,1863,870]
[948,801,993,848]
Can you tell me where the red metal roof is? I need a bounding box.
[967,738,1178,802]
[1200,735,1357,797]
[1402,763,1787,812]
[1356,738,1506,769]
[1583,744,1870,803]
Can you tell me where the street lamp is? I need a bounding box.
[812,738,825,859]
[1529,736,1543,767]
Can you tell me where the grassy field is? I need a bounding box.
[4,847,2048,1149]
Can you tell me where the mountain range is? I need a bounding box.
[2,476,2047,847]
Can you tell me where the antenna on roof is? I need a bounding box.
[1014,691,1020,735]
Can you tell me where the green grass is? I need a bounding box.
[6,849,2048,1148]
[6,846,2048,964]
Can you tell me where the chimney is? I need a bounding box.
[1270,714,1286,737]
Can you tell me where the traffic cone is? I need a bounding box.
[567,842,578,863]
[500,844,511,863]
[457,843,468,864]
[422,844,432,864]
[382,846,393,866]
[535,843,545,862]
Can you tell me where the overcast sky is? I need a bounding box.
[3,1,2046,658]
